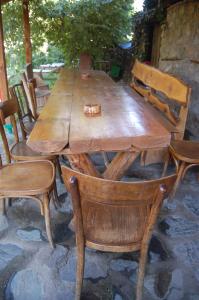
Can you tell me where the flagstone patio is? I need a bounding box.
[0,151,199,300]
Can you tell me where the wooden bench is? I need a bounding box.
[131,60,191,164]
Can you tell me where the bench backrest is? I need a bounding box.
[131,60,191,139]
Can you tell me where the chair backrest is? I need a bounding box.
[26,63,48,89]
[9,83,35,137]
[21,73,38,119]
[62,166,176,252]
[0,99,23,163]
[25,63,34,81]
[131,60,191,139]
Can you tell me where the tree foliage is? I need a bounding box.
[42,0,133,63]
[2,0,58,82]
[2,0,133,81]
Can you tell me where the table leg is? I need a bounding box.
[66,151,139,232]
[66,153,101,177]
[103,151,140,180]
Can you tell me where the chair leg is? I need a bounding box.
[102,152,109,168]
[56,157,63,183]
[52,181,61,209]
[8,198,12,207]
[136,246,148,300]
[181,164,197,180]
[162,152,170,177]
[169,161,186,200]
[75,245,85,300]
[0,199,6,215]
[43,193,54,248]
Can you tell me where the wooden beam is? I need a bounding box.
[22,0,32,65]
[0,3,9,101]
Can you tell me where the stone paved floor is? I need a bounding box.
[1,151,199,300]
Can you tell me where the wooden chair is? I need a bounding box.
[25,62,50,91]
[30,77,50,111]
[21,73,38,119]
[0,99,54,163]
[61,166,176,300]
[0,155,55,248]
[0,99,61,207]
[164,140,199,198]
[21,73,50,119]
[131,60,191,164]
[9,83,35,138]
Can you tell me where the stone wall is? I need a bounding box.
[158,0,199,138]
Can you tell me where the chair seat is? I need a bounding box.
[171,140,199,163]
[11,141,55,161]
[0,160,55,196]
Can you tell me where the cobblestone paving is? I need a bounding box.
[1,146,199,299]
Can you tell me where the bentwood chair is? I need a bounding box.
[61,166,176,300]
[0,99,61,207]
[0,99,54,163]
[0,154,55,248]
[9,83,35,138]
[163,140,199,198]
[25,63,49,91]
[21,73,50,119]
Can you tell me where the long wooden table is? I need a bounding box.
[27,68,177,180]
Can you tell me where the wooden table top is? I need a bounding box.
[27,68,177,154]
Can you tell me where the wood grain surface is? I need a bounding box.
[27,69,73,152]
[28,68,176,154]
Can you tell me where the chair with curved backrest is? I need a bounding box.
[29,77,50,113]
[61,166,176,300]
[25,62,49,91]
[0,99,61,207]
[21,73,38,119]
[21,72,50,119]
[0,99,54,163]
[163,140,199,198]
[0,154,55,248]
[9,83,35,138]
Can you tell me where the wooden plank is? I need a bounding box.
[132,60,190,105]
[124,86,177,133]
[27,69,74,152]
[69,71,172,154]
[0,4,9,101]
[28,69,175,155]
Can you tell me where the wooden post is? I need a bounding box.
[0,3,9,101]
[22,0,32,65]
